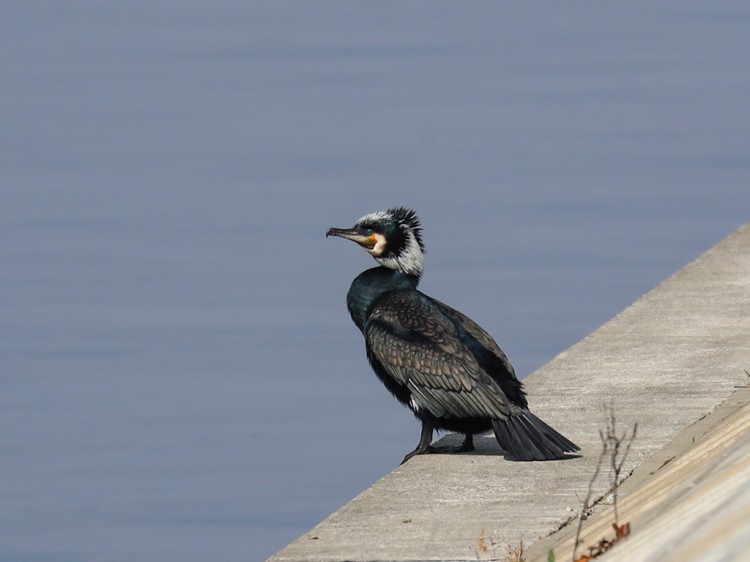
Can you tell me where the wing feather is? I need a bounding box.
[365,290,513,420]
[430,297,516,376]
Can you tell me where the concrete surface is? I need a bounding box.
[526,384,750,562]
[268,223,750,562]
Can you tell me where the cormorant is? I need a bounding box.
[327,207,579,464]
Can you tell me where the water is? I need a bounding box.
[1,2,748,560]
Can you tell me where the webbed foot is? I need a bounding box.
[401,432,475,464]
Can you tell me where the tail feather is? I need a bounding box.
[492,410,579,461]
[516,414,559,459]
[494,415,533,459]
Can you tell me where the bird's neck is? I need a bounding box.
[346,266,420,332]
[374,239,424,277]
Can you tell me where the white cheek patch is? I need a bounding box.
[368,233,387,256]
[376,232,424,277]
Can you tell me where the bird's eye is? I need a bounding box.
[365,228,374,235]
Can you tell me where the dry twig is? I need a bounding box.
[571,403,637,562]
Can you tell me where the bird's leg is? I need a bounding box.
[432,433,475,453]
[400,420,435,464]
[457,433,475,452]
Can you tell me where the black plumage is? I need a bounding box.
[327,207,579,464]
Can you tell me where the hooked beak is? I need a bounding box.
[326,227,377,250]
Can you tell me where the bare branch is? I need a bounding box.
[572,434,606,562]
[572,403,638,561]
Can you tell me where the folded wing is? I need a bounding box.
[365,290,515,421]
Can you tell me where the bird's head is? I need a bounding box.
[326,207,425,277]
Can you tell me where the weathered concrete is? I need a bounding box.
[526,384,750,562]
[269,223,750,562]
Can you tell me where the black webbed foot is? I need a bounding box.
[401,444,440,464]
[401,430,475,464]
[401,420,437,464]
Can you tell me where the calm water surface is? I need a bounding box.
[2,2,749,560]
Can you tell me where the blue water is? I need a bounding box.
[1,2,748,560]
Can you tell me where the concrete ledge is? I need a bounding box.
[526,384,750,561]
[269,223,750,562]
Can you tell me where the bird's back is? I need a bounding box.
[364,288,522,420]
[428,297,528,408]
